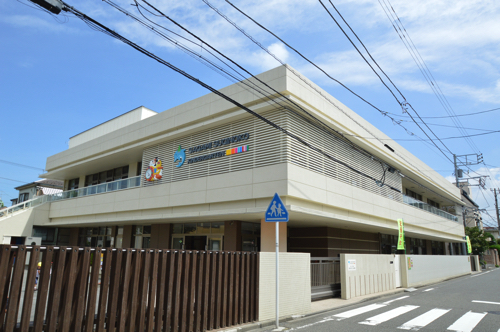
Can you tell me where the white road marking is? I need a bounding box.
[472,300,500,305]
[423,288,434,292]
[447,311,487,332]
[330,303,386,321]
[471,271,490,278]
[383,296,410,304]
[359,305,419,326]
[398,308,450,330]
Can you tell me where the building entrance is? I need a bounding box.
[185,236,207,250]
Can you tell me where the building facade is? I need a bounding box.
[1,65,466,255]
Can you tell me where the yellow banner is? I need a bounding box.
[466,236,472,254]
[397,219,405,250]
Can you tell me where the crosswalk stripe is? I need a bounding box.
[331,303,386,321]
[447,311,487,332]
[398,308,451,330]
[383,296,410,304]
[359,305,419,326]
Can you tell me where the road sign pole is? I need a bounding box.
[264,193,288,331]
[276,221,279,329]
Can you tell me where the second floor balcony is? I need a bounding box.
[403,194,459,222]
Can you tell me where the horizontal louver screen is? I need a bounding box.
[141,110,288,186]
[142,108,402,202]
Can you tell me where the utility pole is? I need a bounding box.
[491,188,500,230]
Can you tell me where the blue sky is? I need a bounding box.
[1,0,499,226]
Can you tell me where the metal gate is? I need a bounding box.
[310,257,340,301]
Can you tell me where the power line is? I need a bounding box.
[60,3,402,193]
[395,120,496,132]
[0,177,31,185]
[384,107,500,119]
[109,0,389,171]
[319,0,456,164]
[204,0,456,188]
[378,0,481,155]
[0,159,45,172]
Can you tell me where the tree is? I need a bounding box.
[465,227,495,255]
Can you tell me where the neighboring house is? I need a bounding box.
[457,183,482,229]
[11,179,63,205]
[1,65,467,255]
[483,227,499,241]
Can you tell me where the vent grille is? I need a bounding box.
[285,111,402,201]
[141,108,402,202]
[141,109,288,186]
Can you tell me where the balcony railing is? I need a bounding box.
[403,194,458,222]
[53,176,141,201]
[0,176,141,219]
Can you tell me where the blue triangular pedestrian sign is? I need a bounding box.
[265,193,288,222]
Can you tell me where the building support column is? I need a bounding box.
[260,218,286,252]
[224,221,242,251]
[150,224,171,249]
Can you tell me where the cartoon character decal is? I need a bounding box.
[174,145,186,168]
[145,157,163,182]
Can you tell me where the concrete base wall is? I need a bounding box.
[340,254,396,300]
[259,252,311,321]
[0,203,50,242]
[401,255,471,288]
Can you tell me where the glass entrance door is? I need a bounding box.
[172,236,184,250]
[208,236,223,251]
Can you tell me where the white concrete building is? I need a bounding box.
[1,65,466,255]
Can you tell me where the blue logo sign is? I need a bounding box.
[265,193,288,222]
[174,145,186,168]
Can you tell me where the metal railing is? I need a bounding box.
[403,194,458,222]
[0,176,141,219]
[53,176,141,201]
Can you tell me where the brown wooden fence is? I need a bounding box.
[0,245,259,332]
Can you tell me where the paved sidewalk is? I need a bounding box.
[219,271,484,332]
[218,288,405,332]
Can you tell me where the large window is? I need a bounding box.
[67,178,79,190]
[427,198,440,209]
[84,165,129,187]
[134,225,151,248]
[405,188,422,201]
[78,227,114,247]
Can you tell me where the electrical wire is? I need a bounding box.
[378,0,481,155]
[0,159,45,172]
[217,0,470,196]
[61,3,402,193]
[319,0,456,164]
[383,107,500,119]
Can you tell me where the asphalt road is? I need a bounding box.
[254,269,500,332]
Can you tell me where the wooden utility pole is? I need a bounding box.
[492,188,500,230]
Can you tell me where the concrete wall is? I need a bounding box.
[259,252,310,321]
[69,106,157,148]
[0,203,50,241]
[340,254,396,300]
[401,255,471,288]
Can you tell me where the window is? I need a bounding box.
[133,225,151,248]
[78,227,114,247]
[84,165,131,187]
[67,178,79,190]
[18,193,30,203]
[405,188,422,201]
[427,199,440,209]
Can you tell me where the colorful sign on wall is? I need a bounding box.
[397,218,405,250]
[145,157,163,181]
